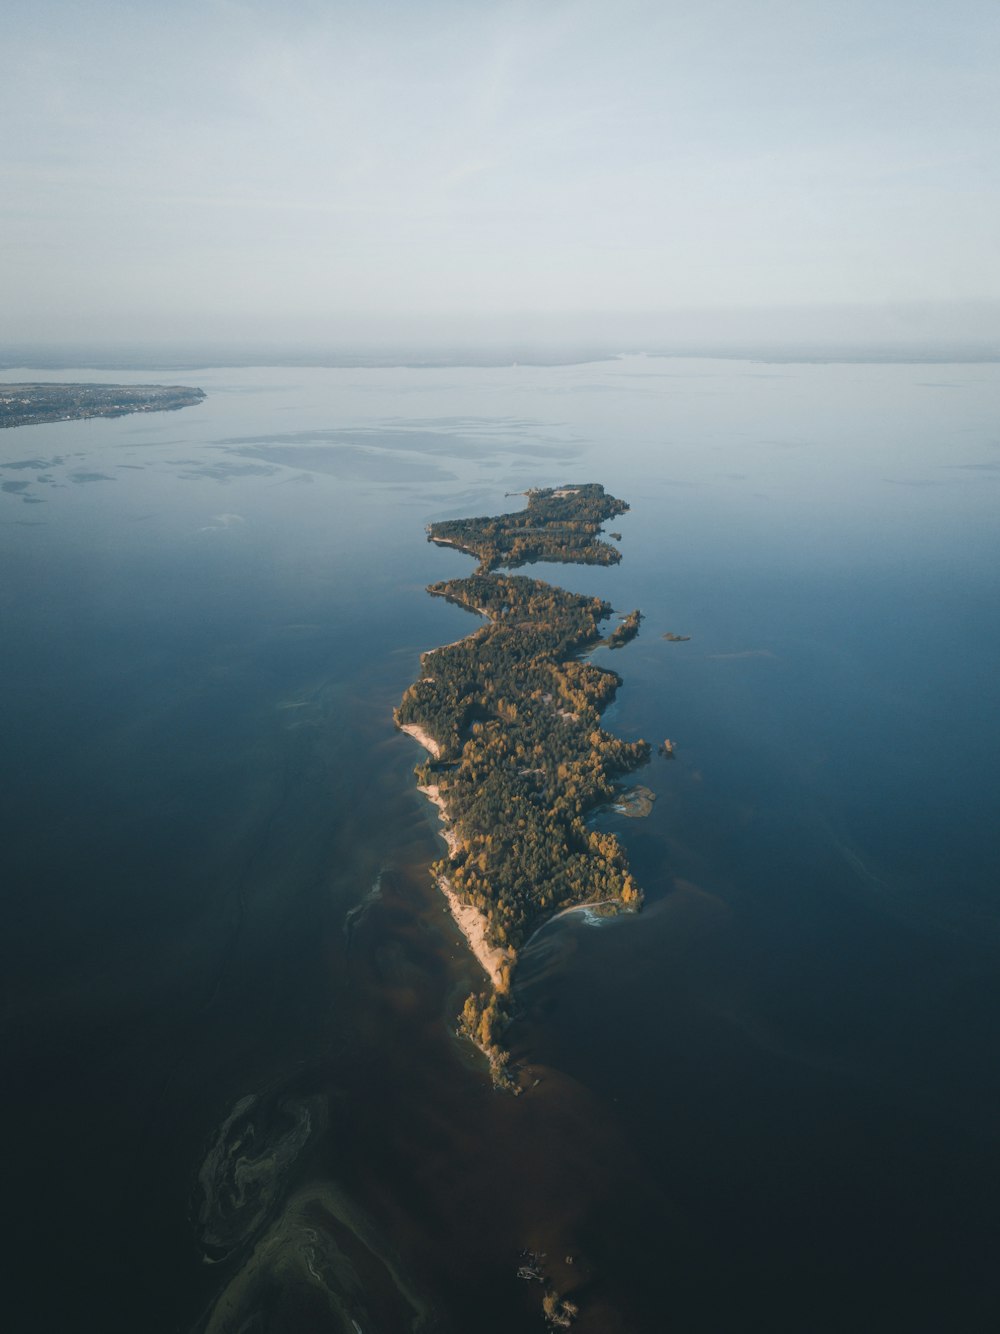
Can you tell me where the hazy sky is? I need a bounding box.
[4,0,999,343]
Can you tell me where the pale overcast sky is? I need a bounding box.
[3,0,999,344]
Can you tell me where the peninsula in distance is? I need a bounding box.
[0,382,205,429]
[395,483,650,1092]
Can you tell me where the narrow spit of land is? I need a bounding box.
[0,382,205,429]
[395,484,649,1087]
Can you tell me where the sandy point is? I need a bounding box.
[397,720,441,759]
[417,783,512,989]
[397,719,511,988]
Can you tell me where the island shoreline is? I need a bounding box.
[395,483,650,1105]
[397,720,513,988]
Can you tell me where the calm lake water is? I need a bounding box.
[1,354,998,1333]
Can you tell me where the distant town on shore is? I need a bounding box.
[0,382,205,429]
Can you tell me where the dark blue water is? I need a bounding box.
[1,356,997,1332]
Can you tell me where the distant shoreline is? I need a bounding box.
[2,343,998,374]
[0,382,205,430]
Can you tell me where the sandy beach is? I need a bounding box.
[396,619,513,987]
[427,535,471,554]
[398,706,511,987]
[397,721,441,759]
[416,782,512,989]
[395,591,514,990]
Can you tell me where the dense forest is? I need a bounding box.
[606,608,642,649]
[398,485,648,1081]
[427,482,629,573]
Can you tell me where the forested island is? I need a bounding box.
[396,484,649,1087]
[428,483,627,572]
[0,382,205,429]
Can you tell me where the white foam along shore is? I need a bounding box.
[397,724,511,988]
